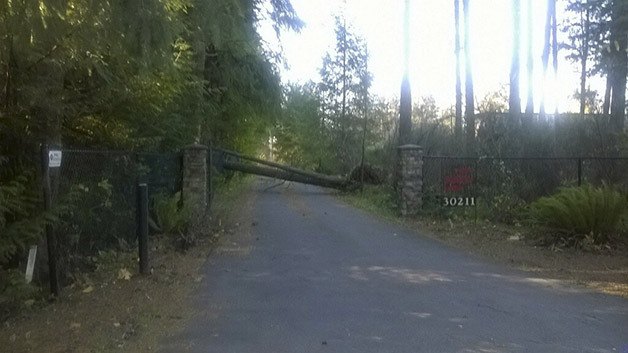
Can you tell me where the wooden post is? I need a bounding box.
[41,145,60,297]
[137,183,149,275]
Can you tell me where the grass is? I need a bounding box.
[340,185,399,220]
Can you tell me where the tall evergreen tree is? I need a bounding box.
[318,16,372,172]
[608,0,627,130]
[525,0,535,116]
[540,0,557,116]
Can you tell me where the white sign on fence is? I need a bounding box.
[48,150,62,168]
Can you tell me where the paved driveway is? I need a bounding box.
[160,180,627,353]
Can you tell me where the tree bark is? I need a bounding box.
[609,0,627,131]
[551,0,558,114]
[579,7,590,116]
[603,76,611,115]
[223,160,353,190]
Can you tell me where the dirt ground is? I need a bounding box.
[0,181,254,353]
[405,218,627,299]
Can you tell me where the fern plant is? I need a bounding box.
[529,184,627,244]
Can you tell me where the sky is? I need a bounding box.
[260,0,605,113]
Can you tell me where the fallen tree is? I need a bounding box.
[221,158,355,190]
[213,147,358,190]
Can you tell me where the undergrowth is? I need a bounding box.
[529,184,627,248]
[340,185,399,220]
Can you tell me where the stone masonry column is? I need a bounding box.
[397,144,423,216]
[182,144,209,219]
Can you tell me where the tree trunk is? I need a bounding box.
[579,7,590,116]
[603,76,611,115]
[341,17,347,131]
[609,0,627,131]
[524,0,534,116]
[454,0,463,138]
[551,0,558,114]
[463,0,475,153]
[539,0,553,116]
[509,0,521,117]
[223,160,352,190]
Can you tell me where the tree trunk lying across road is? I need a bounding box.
[223,159,355,191]
[215,148,342,182]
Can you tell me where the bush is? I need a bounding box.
[153,192,190,235]
[529,185,627,245]
[57,180,135,257]
[0,269,44,320]
[343,185,398,218]
[0,175,43,263]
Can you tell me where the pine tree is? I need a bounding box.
[318,16,372,172]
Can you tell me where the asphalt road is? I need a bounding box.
[160,179,628,353]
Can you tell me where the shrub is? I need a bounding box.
[529,184,627,245]
[0,175,43,263]
[57,180,135,257]
[153,192,190,235]
[0,268,44,320]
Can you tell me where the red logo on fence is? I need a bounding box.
[444,166,473,192]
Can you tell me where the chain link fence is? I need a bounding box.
[53,150,182,275]
[422,156,628,222]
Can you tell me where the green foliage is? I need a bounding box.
[0,174,45,263]
[56,179,136,259]
[274,83,332,171]
[0,269,44,319]
[0,162,76,264]
[0,0,301,154]
[529,184,627,244]
[0,0,301,277]
[317,16,372,173]
[153,192,190,235]
[341,185,398,219]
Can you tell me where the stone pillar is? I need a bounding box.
[397,144,423,216]
[182,144,209,218]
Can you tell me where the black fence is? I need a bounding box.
[52,150,182,276]
[422,156,628,222]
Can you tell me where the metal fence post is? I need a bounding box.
[137,183,149,275]
[41,144,60,297]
